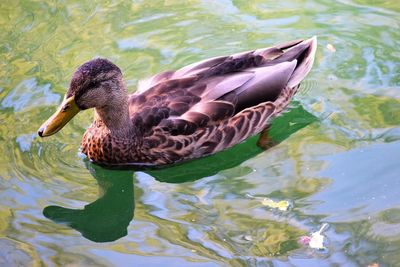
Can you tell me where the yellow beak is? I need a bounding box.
[38,95,80,137]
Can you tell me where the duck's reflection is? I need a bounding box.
[43,165,134,242]
[43,103,318,242]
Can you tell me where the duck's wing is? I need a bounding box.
[130,37,317,140]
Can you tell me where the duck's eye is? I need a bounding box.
[62,104,70,112]
[88,81,100,88]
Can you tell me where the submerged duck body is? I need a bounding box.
[38,37,317,167]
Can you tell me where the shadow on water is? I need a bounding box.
[43,165,135,243]
[43,102,318,242]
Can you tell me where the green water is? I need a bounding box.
[1,0,400,266]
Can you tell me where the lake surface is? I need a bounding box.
[1,0,399,266]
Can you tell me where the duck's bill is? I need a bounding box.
[38,95,80,137]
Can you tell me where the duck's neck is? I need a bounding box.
[93,88,134,138]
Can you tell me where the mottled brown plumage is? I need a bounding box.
[39,37,317,167]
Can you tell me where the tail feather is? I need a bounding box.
[219,37,317,113]
[282,36,318,88]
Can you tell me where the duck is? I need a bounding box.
[38,37,317,167]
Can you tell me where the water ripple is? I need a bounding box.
[1,78,60,112]
[1,0,400,266]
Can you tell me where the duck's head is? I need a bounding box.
[38,58,124,137]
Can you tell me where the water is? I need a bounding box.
[1,0,399,266]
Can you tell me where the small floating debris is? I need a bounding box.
[246,194,291,211]
[299,223,329,250]
[326,43,336,53]
[261,198,290,211]
[243,235,253,241]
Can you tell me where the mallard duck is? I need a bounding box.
[38,37,317,167]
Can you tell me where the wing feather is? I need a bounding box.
[132,37,316,141]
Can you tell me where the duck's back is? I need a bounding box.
[125,37,317,166]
